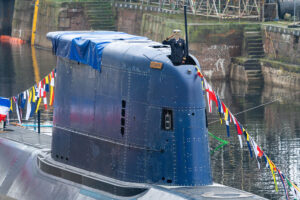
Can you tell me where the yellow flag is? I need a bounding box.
[49,86,53,106]
[35,98,42,113]
[224,108,228,121]
[32,87,36,103]
[266,156,278,192]
[10,98,13,111]
[45,76,49,84]
[29,90,32,103]
[246,132,250,141]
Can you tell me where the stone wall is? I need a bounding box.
[116,8,253,80]
[263,25,300,65]
[116,8,143,36]
[261,59,300,89]
[35,0,90,48]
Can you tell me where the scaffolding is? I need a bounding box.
[121,0,262,19]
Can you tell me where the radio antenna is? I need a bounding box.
[184,5,189,57]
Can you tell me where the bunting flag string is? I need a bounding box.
[195,65,299,200]
[0,69,56,125]
[278,169,289,200]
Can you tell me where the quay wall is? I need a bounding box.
[263,25,300,65]
[261,59,300,89]
[262,26,300,89]
[230,56,300,89]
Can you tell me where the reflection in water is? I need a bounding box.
[0,43,15,97]
[209,80,300,200]
[0,43,56,97]
[31,46,41,84]
[0,43,56,134]
[0,43,299,199]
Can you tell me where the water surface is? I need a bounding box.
[208,80,300,200]
[0,42,56,134]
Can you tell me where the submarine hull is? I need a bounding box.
[0,126,266,200]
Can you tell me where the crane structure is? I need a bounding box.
[122,0,262,19]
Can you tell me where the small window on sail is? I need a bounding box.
[161,109,173,131]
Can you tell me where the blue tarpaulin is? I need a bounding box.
[47,31,148,71]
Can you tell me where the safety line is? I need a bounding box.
[208,89,300,125]
[208,97,281,125]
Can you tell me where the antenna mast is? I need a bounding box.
[184,5,189,57]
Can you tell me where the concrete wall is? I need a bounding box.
[263,25,300,65]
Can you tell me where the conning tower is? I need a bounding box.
[47,31,212,186]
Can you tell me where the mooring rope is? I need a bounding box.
[208,97,281,125]
[208,89,300,125]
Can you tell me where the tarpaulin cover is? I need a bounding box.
[47,31,148,71]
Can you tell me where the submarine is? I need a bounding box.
[0,30,267,199]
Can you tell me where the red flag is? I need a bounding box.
[234,118,243,135]
[206,89,218,107]
[257,145,264,157]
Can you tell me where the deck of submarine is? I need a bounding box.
[0,125,267,200]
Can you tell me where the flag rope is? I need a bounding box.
[208,97,281,125]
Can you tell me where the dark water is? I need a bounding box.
[0,42,299,199]
[0,43,56,134]
[208,81,300,200]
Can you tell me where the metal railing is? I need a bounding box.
[115,0,263,19]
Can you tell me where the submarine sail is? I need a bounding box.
[47,31,212,186]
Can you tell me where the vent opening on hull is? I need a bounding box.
[121,100,126,136]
